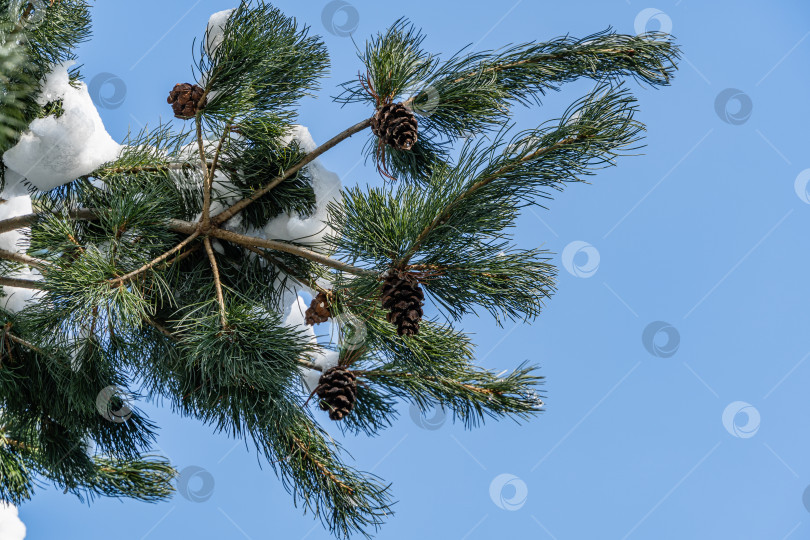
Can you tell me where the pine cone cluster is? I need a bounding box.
[370,102,418,151]
[315,366,357,421]
[305,291,331,325]
[380,271,424,336]
[167,83,207,119]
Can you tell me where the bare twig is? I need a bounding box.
[0,211,373,279]
[196,115,212,229]
[167,219,372,276]
[143,317,178,342]
[197,115,233,230]
[0,208,96,235]
[212,117,373,226]
[203,238,228,329]
[208,121,232,192]
[7,332,46,355]
[99,163,198,175]
[110,232,200,286]
[298,358,321,371]
[0,248,49,271]
[0,276,43,290]
[210,226,373,277]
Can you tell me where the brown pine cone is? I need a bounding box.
[167,83,207,119]
[380,271,424,336]
[305,291,331,325]
[370,102,418,151]
[315,366,357,421]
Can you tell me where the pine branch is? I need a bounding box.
[399,135,577,266]
[85,455,175,503]
[196,0,329,123]
[360,362,544,428]
[0,6,679,536]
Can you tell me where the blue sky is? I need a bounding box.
[20,1,810,538]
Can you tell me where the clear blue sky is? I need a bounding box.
[21,1,810,538]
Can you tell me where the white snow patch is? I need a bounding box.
[3,62,121,191]
[300,349,339,393]
[0,194,41,313]
[281,292,340,393]
[0,195,32,254]
[0,503,26,540]
[283,293,314,336]
[206,9,235,57]
[0,271,41,314]
[259,126,342,246]
[1,170,29,199]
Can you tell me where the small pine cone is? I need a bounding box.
[370,102,418,151]
[167,83,207,119]
[305,291,331,325]
[380,271,424,336]
[316,366,357,421]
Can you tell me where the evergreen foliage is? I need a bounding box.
[0,1,679,537]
